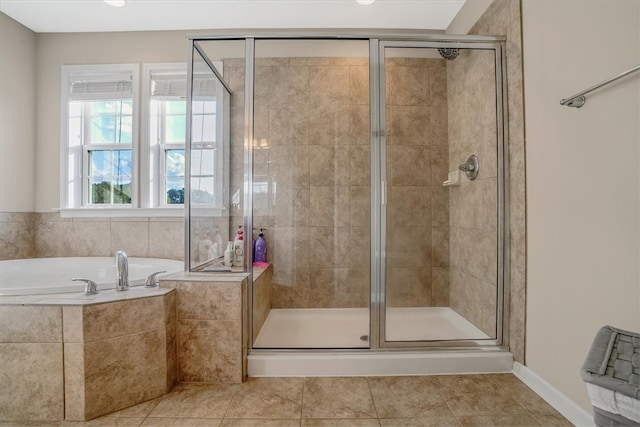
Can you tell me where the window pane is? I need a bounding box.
[166,177,184,204]
[191,115,204,143]
[203,100,216,114]
[166,149,185,177]
[166,100,186,114]
[165,150,184,205]
[88,149,132,205]
[190,177,215,204]
[191,148,215,176]
[201,116,216,142]
[165,115,186,143]
[88,100,133,144]
[192,100,204,115]
[90,178,112,204]
[90,150,112,179]
[113,149,132,179]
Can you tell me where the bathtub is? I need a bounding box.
[0,257,183,296]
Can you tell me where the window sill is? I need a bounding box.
[59,207,184,219]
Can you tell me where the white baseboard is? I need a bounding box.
[513,362,595,427]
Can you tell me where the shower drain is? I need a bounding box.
[360,335,369,341]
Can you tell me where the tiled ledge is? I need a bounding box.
[0,285,173,306]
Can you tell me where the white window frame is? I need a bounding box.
[60,63,142,216]
[59,62,226,218]
[141,63,188,210]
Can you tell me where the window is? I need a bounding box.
[144,64,188,207]
[61,62,225,217]
[61,64,138,209]
[144,62,224,211]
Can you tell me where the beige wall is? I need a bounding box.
[0,13,36,212]
[523,0,640,411]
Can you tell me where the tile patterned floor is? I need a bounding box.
[2,374,574,427]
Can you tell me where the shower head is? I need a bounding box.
[437,48,459,61]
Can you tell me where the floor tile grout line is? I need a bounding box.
[300,376,306,422]
[430,375,464,427]
[364,376,382,425]
[220,382,242,421]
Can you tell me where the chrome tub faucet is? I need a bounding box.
[116,250,128,291]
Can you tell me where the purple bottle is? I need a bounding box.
[254,229,267,263]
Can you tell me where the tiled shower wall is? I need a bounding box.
[385,57,450,307]
[447,49,499,337]
[0,213,184,261]
[471,0,527,363]
[241,55,450,309]
[250,57,372,308]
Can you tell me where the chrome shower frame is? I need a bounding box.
[184,30,510,354]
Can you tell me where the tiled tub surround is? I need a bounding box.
[160,273,249,384]
[0,212,185,261]
[0,287,176,422]
[0,212,36,260]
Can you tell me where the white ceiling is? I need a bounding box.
[0,0,466,33]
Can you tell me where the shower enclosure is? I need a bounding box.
[185,33,508,352]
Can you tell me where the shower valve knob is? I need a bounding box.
[459,155,480,181]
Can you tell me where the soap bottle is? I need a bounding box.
[224,242,234,267]
[254,229,267,263]
[233,226,244,267]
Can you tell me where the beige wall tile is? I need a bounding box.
[0,212,36,260]
[82,296,165,342]
[83,329,168,420]
[174,281,241,321]
[0,305,62,343]
[309,103,350,146]
[149,219,184,260]
[309,65,350,104]
[63,306,83,343]
[387,106,431,146]
[63,342,85,421]
[110,220,150,258]
[0,343,64,421]
[177,319,242,383]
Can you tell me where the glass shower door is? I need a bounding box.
[379,42,505,345]
[251,39,372,349]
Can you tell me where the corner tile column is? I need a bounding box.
[161,274,249,383]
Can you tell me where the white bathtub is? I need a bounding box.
[0,257,183,296]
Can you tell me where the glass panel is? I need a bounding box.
[383,46,498,343]
[251,39,371,349]
[88,149,132,204]
[187,39,242,271]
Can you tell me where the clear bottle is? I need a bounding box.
[224,242,234,267]
[213,226,224,257]
[233,226,244,267]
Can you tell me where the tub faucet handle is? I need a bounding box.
[144,271,167,288]
[72,278,99,295]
